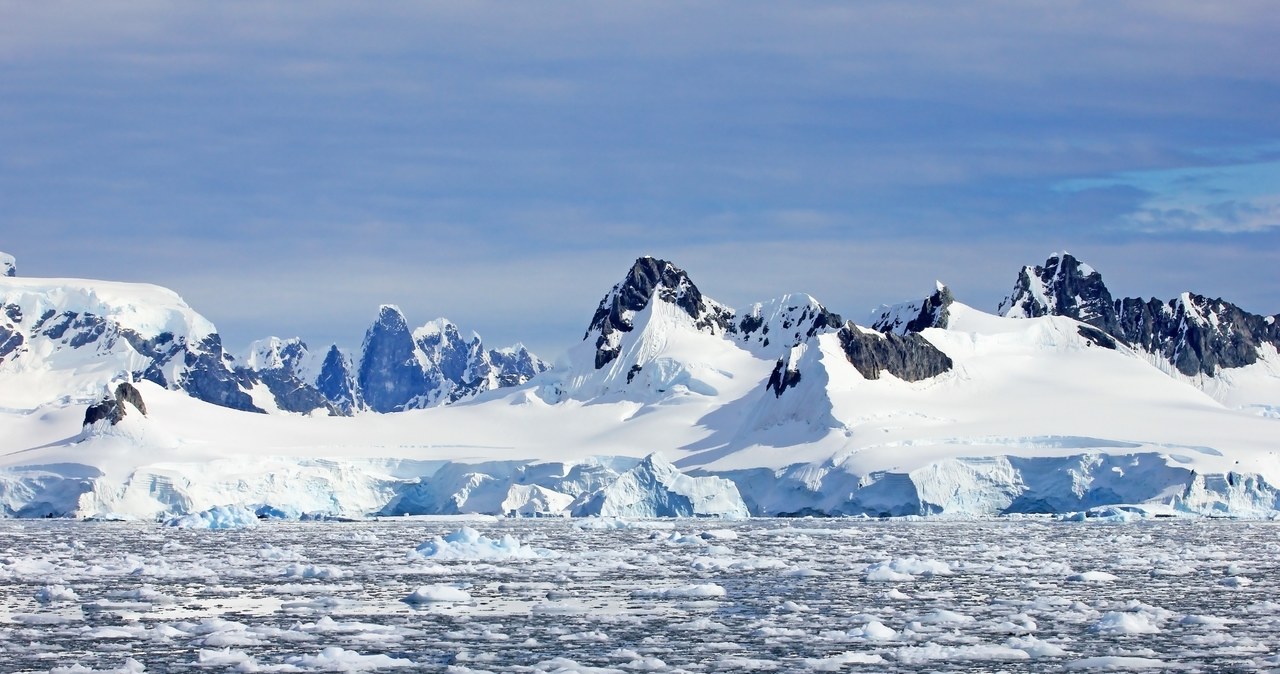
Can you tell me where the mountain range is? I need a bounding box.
[0,251,1276,519]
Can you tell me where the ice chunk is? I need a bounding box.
[1091,611,1161,635]
[281,563,345,580]
[403,585,472,603]
[632,583,727,599]
[163,505,259,530]
[35,584,80,604]
[1067,570,1119,582]
[410,527,547,560]
[864,557,953,581]
[284,646,413,669]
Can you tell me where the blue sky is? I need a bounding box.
[2,1,1278,359]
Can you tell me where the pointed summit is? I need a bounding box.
[735,293,842,357]
[998,252,1117,334]
[358,305,428,413]
[316,345,360,414]
[1,252,14,277]
[871,283,954,335]
[585,257,733,369]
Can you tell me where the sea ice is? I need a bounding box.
[410,526,547,560]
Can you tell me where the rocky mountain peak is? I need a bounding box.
[315,345,360,415]
[1001,253,1280,378]
[586,256,734,369]
[1,252,14,277]
[242,336,308,372]
[998,252,1117,334]
[736,293,843,356]
[358,305,428,413]
[871,283,954,335]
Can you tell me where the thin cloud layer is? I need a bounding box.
[1,1,1277,354]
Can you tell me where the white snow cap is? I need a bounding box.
[0,252,14,277]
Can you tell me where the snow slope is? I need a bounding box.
[0,276,222,410]
[0,257,1277,519]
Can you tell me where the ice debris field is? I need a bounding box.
[2,517,1279,673]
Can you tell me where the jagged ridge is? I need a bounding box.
[1001,252,1280,376]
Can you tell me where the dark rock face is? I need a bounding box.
[357,306,430,413]
[0,298,265,414]
[236,339,336,416]
[587,257,734,369]
[837,323,954,381]
[0,323,22,359]
[111,326,263,412]
[488,346,548,388]
[1076,325,1118,350]
[1116,294,1280,377]
[1001,253,1280,377]
[872,285,954,335]
[737,297,843,354]
[179,335,263,413]
[351,308,550,412]
[998,253,1118,334]
[83,382,147,427]
[415,322,470,384]
[766,357,803,397]
[316,345,360,415]
[1,253,14,277]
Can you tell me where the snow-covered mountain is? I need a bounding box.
[356,307,549,413]
[0,253,1277,520]
[999,252,1280,380]
[0,257,547,416]
[0,271,260,412]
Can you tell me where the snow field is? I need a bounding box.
[1,518,1279,672]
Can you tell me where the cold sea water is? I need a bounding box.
[1,517,1277,673]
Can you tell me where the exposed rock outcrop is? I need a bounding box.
[837,323,954,381]
[83,382,147,427]
[872,283,954,335]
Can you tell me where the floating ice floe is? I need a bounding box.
[49,659,148,674]
[281,563,345,580]
[1065,656,1169,670]
[284,646,414,670]
[163,505,259,529]
[403,585,472,603]
[1067,570,1120,583]
[864,556,954,581]
[1091,611,1162,635]
[35,584,79,604]
[632,583,727,599]
[410,527,549,560]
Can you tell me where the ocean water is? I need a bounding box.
[1,517,1277,673]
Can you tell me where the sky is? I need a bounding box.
[2,1,1278,360]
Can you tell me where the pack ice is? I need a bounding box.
[0,252,1277,519]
